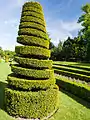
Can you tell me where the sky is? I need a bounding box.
[0,0,90,51]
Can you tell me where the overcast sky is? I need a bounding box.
[0,0,90,50]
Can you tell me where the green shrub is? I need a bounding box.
[53,65,90,76]
[17,35,49,49]
[19,22,46,33]
[18,28,48,40]
[54,62,90,71]
[22,6,43,15]
[54,68,90,82]
[7,74,55,90]
[5,86,59,119]
[11,65,54,79]
[56,75,90,102]
[15,57,52,69]
[20,16,45,27]
[5,1,59,119]
[15,46,50,58]
[23,2,43,10]
[21,11,44,21]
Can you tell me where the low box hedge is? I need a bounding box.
[17,35,49,49]
[21,11,44,21]
[54,68,90,82]
[56,75,90,102]
[15,57,52,69]
[20,16,45,27]
[11,65,54,79]
[5,86,59,119]
[54,62,90,71]
[7,74,55,90]
[19,22,46,33]
[53,65,90,76]
[18,28,48,40]
[23,2,43,10]
[15,46,50,58]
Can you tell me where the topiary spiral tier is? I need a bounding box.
[5,1,59,119]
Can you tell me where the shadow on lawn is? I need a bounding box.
[0,81,7,110]
[60,89,90,109]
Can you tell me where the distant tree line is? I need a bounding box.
[50,3,90,62]
[0,47,15,62]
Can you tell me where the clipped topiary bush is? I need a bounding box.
[5,1,59,119]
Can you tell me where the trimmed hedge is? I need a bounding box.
[17,35,49,49]
[23,2,43,10]
[53,65,90,76]
[5,2,59,119]
[7,74,55,90]
[15,46,50,58]
[56,75,90,102]
[11,65,54,79]
[20,16,45,27]
[54,62,90,71]
[22,6,43,15]
[18,28,48,40]
[54,68,90,82]
[19,22,46,33]
[5,86,59,119]
[14,57,52,69]
[21,11,44,21]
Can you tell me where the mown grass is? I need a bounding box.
[0,62,90,120]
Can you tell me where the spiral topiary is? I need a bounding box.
[5,1,59,119]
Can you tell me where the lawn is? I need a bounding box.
[0,62,90,120]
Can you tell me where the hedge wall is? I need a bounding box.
[54,68,90,82]
[56,75,90,102]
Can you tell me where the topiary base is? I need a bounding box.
[5,86,59,119]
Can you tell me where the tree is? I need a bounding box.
[4,50,15,61]
[78,3,90,61]
[5,2,59,119]
[62,37,75,61]
[0,46,4,58]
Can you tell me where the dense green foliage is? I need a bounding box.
[15,46,50,58]
[7,74,55,90]
[5,86,59,119]
[56,75,90,102]
[19,22,46,32]
[78,4,90,61]
[18,28,48,39]
[50,37,86,61]
[15,57,52,69]
[11,65,54,78]
[0,47,15,62]
[5,1,59,119]
[20,16,45,26]
[17,35,49,48]
[53,62,90,82]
